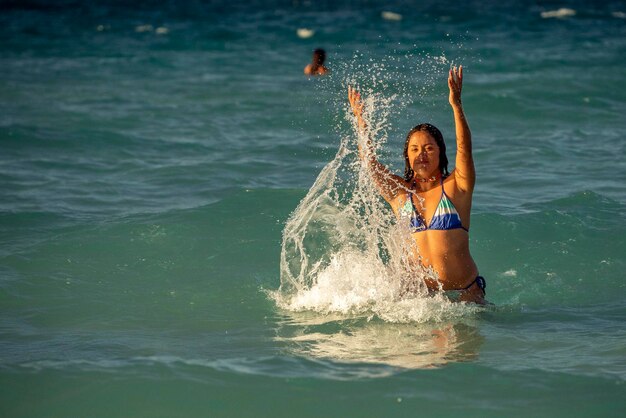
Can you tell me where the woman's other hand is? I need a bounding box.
[348,86,366,130]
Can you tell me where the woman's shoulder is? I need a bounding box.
[443,170,460,188]
[444,169,474,198]
[387,177,411,207]
[443,170,456,183]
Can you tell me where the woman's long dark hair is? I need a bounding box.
[403,123,449,182]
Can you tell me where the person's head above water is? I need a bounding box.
[403,123,449,182]
[304,48,329,76]
[312,48,326,65]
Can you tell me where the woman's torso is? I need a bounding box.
[390,173,478,290]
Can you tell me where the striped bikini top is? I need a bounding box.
[399,179,468,233]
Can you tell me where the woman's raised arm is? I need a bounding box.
[348,86,405,203]
[448,66,475,193]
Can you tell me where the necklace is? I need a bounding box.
[413,175,438,183]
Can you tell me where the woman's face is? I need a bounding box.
[407,131,440,179]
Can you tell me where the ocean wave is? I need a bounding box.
[15,354,398,380]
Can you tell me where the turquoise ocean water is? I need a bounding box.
[1,1,625,416]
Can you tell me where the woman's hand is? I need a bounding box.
[448,65,463,108]
[348,86,366,130]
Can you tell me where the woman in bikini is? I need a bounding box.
[348,66,486,304]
